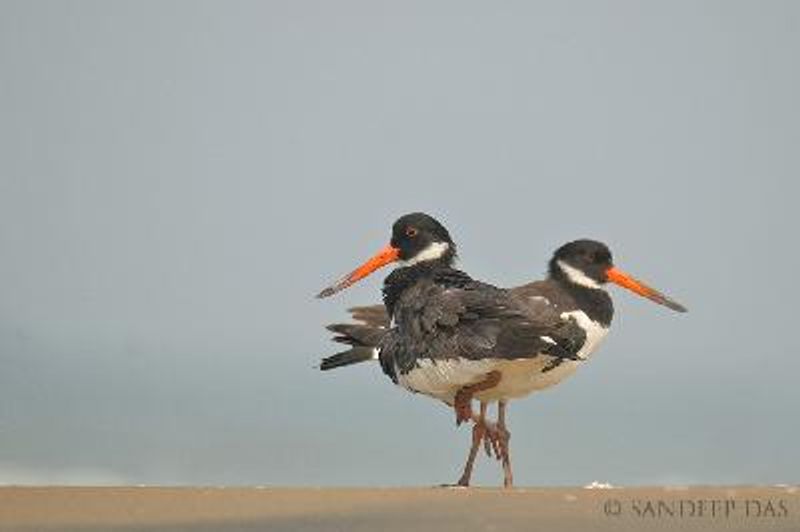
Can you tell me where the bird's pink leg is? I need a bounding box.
[457,402,488,486]
[453,371,501,426]
[498,400,513,488]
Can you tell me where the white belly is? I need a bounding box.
[476,357,582,401]
[397,357,499,405]
[396,311,608,404]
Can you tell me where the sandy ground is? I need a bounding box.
[0,486,798,532]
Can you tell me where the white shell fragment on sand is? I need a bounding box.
[583,481,614,489]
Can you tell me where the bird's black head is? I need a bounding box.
[549,239,687,313]
[316,212,456,298]
[549,239,613,288]
[390,212,456,265]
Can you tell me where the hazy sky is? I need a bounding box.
[1,1,798,487]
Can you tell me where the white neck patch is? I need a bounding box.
[399,241,450,267]
[557,260,604,290]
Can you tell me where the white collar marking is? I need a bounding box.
[557,260,603,290]
[398,242,450,267]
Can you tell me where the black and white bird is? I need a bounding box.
[317,212,686,487]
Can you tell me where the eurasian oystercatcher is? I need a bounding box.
[317,213,686,487]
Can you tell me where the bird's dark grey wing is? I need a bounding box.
[389,283,587,375]
[457,287,586,361]
[377,329,401,383]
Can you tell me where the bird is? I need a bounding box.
[317,212,687,487]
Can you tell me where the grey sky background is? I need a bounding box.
[1,1,798,486]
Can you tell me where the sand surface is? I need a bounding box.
[1,486,798,531]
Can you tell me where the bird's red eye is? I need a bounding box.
[405,226,418,238]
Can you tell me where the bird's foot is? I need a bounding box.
[438,483,470,489]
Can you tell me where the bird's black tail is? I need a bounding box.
[320,305,389,371]
[320,346,377,370]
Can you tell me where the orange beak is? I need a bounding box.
[606,267,687,313]
[316,244,401,299]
